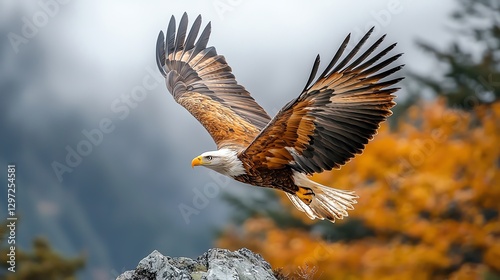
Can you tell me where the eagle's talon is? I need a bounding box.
[297,187,315,205]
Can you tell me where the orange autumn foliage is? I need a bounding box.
[218,99,500,279]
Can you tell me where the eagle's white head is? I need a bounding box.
[191,148,245,177]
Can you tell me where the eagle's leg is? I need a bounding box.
[296,186,315,205]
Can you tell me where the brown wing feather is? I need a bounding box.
[157,13,271,149]
[242,27,404,174]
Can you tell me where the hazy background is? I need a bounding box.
[0,0,456,278]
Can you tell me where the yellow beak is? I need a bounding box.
[191,156,203,168]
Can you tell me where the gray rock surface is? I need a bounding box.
[116,248,277,280]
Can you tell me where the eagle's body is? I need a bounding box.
[157,13,404,222]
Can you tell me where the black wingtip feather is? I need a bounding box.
[367,64,404,81]
[185,15,202,51]
[156,31,166,77]
[166,15,176,56]
[376,77,405,88]
[191,21,211,59]
[303,54,321,93]
[173,13,189,55]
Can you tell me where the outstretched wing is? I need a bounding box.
[157,13,271,150]
[242,27,404,174]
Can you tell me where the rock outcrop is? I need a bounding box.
[116,248,277,280]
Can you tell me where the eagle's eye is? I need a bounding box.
[205,155,213,161]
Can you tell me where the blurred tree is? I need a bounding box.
[218,100,500,279]
[0,223,85,280]
[410,0,500,109]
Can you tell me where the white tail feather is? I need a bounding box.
[287,172,358,222]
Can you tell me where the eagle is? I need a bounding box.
[156,13,403,223]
